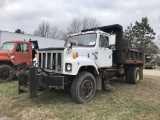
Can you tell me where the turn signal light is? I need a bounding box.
[72,53,77,59]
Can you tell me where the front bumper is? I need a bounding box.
[145,63,154,68]
[18,66,65,98]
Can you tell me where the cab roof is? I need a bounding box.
[3,40,31,44]
[82,24,123,51]
[68,29,110,37]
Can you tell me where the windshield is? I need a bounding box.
[65,33,97,47]
[1,42,15,50]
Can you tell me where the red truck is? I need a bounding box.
[0,40,38,82]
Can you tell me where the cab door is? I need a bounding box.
[14,43,32,66]
[97,35,112,67]
[23,43,32,66]
[14,43,25,65]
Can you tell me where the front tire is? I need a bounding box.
[0,65,14,83]
[71,71,96,104]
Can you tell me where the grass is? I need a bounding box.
[0,75,160,120]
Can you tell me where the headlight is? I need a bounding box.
[66,63,72,71]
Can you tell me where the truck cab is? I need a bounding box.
[0,40,33,82]
[63,30,115,74]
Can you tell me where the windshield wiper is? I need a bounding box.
[77,44,84,46]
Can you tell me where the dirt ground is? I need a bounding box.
[143,68,160,76]
[0,68,160,120]
[0,115,12,120]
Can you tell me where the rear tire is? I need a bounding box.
[130,67,140,84]
[71,71,96,104]
[0,65,14,83]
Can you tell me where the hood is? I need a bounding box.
[0,50,13,57]
[68,47,95,57]
[38,47,65,51]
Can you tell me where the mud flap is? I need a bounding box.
[18,66,38,98]
[28,66,38,98]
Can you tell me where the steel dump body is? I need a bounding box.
[113,48,144,65]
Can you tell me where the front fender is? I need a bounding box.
[63,58,98,75]
[0,57,14,64]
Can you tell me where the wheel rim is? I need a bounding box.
[136,70,140,81]
[0,69,10,81]
[81,80,93,98]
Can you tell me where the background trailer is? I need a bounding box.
[0,30,65,48]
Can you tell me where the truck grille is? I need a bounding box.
[38,51,63,73]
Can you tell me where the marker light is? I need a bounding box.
[72,53,77,59]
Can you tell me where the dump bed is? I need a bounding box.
[113,47,144,65]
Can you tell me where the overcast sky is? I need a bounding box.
[0,0,160,41]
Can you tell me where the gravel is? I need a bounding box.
[143,68,160,76]
[0,116,12,120]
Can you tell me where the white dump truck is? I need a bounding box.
[17,24,144,103]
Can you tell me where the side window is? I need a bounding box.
[99,35,109,47]
[16,43,22,52]
[16,43,29,52]
[23,44,28,52]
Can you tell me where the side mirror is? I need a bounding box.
[109,44,115,50]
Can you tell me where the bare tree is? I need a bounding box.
[67,17,101,34]
[67,18,82,34]
[34,18,100,39]
[82,17,101,29]
[33,21,51,37]
[148,42,159,54]
[33,21,64,39]
[50,26,63,39]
